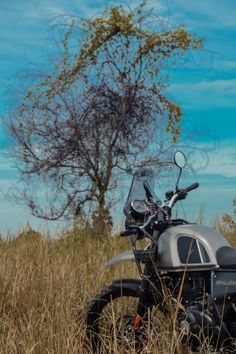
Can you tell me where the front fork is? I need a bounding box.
[129,231,160,331]
[134,265,153,331]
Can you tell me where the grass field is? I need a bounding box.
[0,219,235,354]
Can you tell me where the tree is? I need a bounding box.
[222,199,236,233]
[9,4,202,233]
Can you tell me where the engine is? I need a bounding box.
[159,271,220,346]
[164,271,211,305]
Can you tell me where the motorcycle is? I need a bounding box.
[86,151,236,353]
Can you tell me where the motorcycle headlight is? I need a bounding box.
[130,199,148,216]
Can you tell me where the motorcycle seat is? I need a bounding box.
[216,246,236,269]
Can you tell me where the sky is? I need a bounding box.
[0,0,235,234]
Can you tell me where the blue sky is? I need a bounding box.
[0,0,236,233]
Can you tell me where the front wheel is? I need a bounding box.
[86,281,146,352]
[85,281,197,353]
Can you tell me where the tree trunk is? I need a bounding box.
[92,192,113,236]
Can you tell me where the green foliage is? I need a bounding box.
[17,224,42,241]
[11,2,203,229]
[23,3,202,143]
[223,198,236,229]
[216,199,236,246]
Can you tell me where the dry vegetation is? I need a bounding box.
[0,227,136,353]
[0,220,235,354]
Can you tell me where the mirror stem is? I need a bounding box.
[176,167,182,190]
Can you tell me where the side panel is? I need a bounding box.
[212,269,236,323]
[212,270,236,302]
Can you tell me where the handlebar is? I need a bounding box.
[183,182,199,193]
[124,181,199,236]
[164,182,199,209]
[142,182,200,228]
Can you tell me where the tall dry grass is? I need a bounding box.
[0,220,235,354]
[0,227,138,353]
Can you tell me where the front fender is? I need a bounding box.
[105,250,136,268]
[112,278,141,294]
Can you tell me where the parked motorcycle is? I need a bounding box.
[86,151,236,353]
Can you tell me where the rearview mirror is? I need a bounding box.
[174,151,186,169]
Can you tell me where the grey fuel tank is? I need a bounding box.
[157,224,230,271]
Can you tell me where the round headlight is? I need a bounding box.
[130,199,148,216]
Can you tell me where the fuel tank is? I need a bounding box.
[157,224,230,271]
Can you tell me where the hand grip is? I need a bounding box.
[184,182,199,193]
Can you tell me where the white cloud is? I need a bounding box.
[22,0,110,23]
[171,78,236,93]
[203,143,236,178]
[24,4,66,20]
[214,60,236,71]
[166,0,236,29]
[168,79,236,107]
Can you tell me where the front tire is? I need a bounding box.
[86,282,142,352]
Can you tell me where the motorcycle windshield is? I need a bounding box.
[125,168,157,205]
